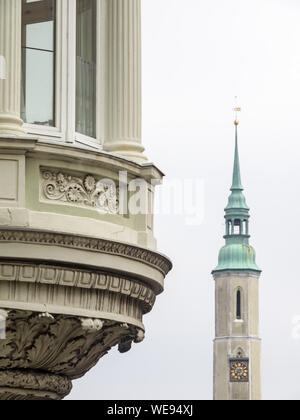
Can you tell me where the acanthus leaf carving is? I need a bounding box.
[0,310,143,391]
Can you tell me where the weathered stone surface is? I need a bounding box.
[0,310,144,400]
[0,370,72,400]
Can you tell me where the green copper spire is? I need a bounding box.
[231,124,243,191]
[225,122,249,217]
[212,117,260,274]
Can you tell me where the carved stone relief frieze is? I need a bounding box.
[41,169,119,214]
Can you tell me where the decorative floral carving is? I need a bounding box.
[84,175,96,192]
[41,170,119,214]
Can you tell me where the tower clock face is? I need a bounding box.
[230,359,249,382]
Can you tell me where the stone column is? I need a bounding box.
[0,0,25,136]
[103,0,147,163]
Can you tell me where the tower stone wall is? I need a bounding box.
[213,271,261,400]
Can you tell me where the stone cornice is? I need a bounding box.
[28,141,164,182]
[214,336,261,342]
[0,135,38,153]
[212,271,261,280]
[0,228,172,277]
[0,136,164,181]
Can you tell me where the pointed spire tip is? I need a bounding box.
[231,122,243,191]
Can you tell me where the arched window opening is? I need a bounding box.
[236,290,242,320]
[233,219,241,235]
[226,220,231,235]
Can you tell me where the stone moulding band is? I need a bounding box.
[214,336,261,342]
[0,370,72,400]
[0,261,156,313]
[0,229,172,276]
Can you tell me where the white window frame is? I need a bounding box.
[22,0,103,150]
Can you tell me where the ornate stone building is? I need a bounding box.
[212,119,262,400]
[0,0,172,400]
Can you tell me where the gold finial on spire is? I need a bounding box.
[233,96,241,125]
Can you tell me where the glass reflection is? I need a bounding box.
[76,0,97,138]
[21,0,56,126]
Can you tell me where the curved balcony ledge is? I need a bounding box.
[0,137,172,400]
[0,228,172,293]
[0,135,164,249]
[0,135,164,182]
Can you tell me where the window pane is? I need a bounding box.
[21,0,56,127]
[26,21,54,51]
[22,48,54,126]
[76,0,97,138]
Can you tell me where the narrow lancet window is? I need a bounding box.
[236,290,242,320]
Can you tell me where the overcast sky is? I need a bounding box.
[68,0,300,400]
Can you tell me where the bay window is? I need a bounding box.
[21,0,100,146]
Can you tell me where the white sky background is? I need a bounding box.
[68,0,300,400]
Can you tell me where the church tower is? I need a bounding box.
[212,113,262,400]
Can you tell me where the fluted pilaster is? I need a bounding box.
[103,0,146,163]
[0,0,25,136]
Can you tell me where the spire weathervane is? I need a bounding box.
[233,96,241,126]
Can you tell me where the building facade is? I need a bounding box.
[0,0,172,400]
[212,120,262,400]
